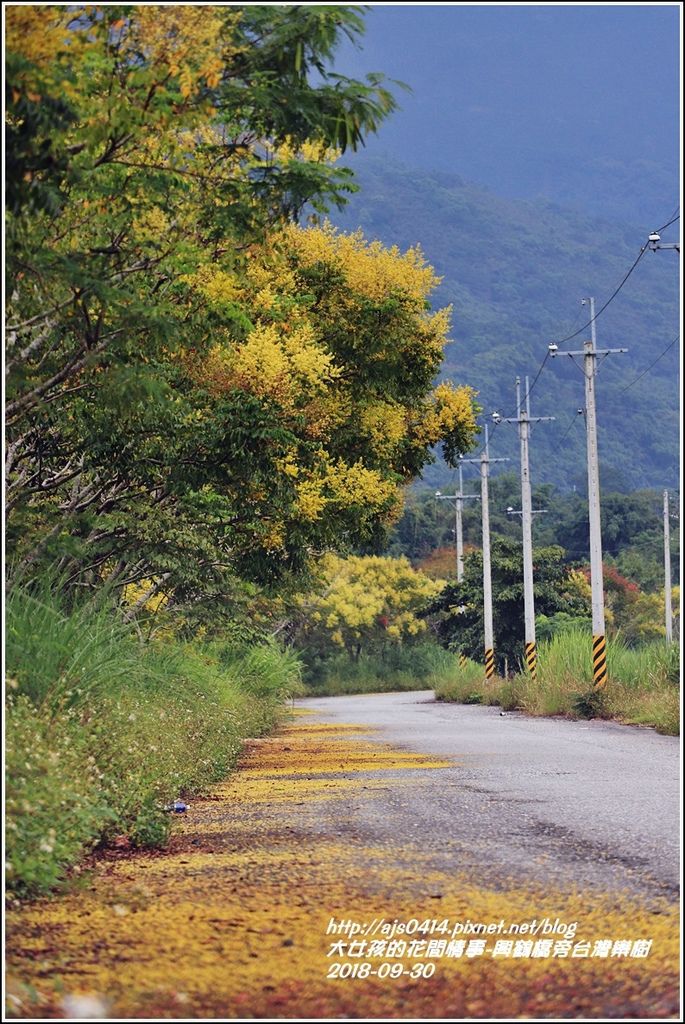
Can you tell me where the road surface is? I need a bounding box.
[299,691,680,898]
[6,691,680,1019]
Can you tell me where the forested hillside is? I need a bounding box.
[331,156,680,491]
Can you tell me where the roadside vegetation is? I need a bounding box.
[5,5,677,908]
[5,577,303,897]
[434,631,679,736]
[291,543,678,734]
[302,644,460,697]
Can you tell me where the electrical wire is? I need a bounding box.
[553,213,679,350]
[620,335,680,392]
[558,410,584,444]
[656,212,680,233]
[458,208,680,467]
[555,246,648,349]
[466,349,552,462]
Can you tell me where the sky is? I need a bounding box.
[333,4,681,226]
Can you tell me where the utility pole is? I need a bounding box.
[496,376,554,679]
[463,425,508,679]
[435,465,479,582]
[647,231,680,254]
[549,298,627,689]
[664,490,672,643]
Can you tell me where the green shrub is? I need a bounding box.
[217,642,305,699]
[5,695,110,896]
[5,575,142,709]
[433,656,488,703]
[571,688,609,720]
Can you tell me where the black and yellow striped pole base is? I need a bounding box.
[484,648,495,679]
[525,641,537,680]
[592,634,607,689]
[459,653,467,669]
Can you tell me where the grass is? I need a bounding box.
[5,579,303,897]
[434,630,680,736]
[302,644,463,696]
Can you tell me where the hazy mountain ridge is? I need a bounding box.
[330,156,680,492]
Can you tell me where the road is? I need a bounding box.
[299,691,680,898]
[6,690,681,1019]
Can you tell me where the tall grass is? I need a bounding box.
[5,579,302,897]
[303,643,462,696]
[433,656,490,704]
[6,576,143,708]
[434,630,679,736]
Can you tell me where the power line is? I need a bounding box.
[469,349,552,461]
[656,212,680,233]
[554,213,679,350]
[620,335,680,392]
[460,207,680,466]
[558,410,583,444]
[555,247,648,349]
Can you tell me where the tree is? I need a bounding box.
[292,554,443,662]
[428,536,583,672]
[6,7,478,613]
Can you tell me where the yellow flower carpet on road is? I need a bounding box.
[5,714,679,1019]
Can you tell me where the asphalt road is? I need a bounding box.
[297,691,680,899]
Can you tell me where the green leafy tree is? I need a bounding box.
[428,536,583,672]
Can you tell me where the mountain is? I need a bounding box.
[330,156,680,492]
[334,6,679,230]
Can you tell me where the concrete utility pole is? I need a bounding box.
[663,490,673,643]
[549,298,627,689]
[463,426,508,679]
[496,376,554,679]
[435,465,480,582]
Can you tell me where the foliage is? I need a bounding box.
[5,693,110,895]
[389,481,678,650]
[428,536,582,672]
[5,578,299,896]
[303,643,459,695]
[416,544,474,580]
[433,655,491,705]
[6,5,479,612]
[536,611,592,641]
[570,688,608,721]
[435,629,679,735]
[292,554,443,665]
[390,480,679,593]
[5,6,397,224]
[213,641,304,700]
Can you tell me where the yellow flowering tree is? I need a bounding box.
[294,554,444,661]
[179,221,479,581]
[6,5,478,610]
